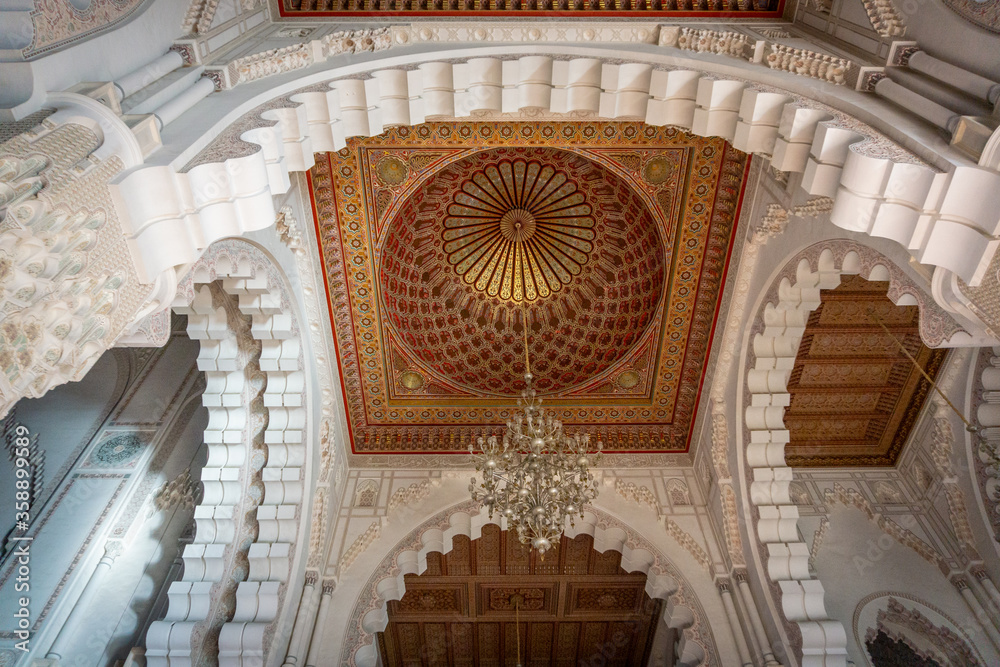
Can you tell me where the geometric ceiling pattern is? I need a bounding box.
[377,525,668,666]
[783,275,947,467]
[279,0,783,18]
[311,121,750,455]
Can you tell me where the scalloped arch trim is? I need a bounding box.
[343,501,717,667]
[112,51,1000,296]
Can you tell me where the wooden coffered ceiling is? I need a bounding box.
[377,524,670,666]
[783,276,946,467]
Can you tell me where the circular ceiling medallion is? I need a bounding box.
[616,370,641,389]
[379,147,665,396]
[443,159,595,302]
[399,371,424,390]
[376,156,408,185]
[642,156,672,184]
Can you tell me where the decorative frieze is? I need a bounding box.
[660,27,753,60]
[211,29,393,90]
[764,44,850,85]
[391,22,659,46]
[808,517,830,568]
[663,518,712,571]
[307,487,328,569]
[613,478,658,512]
[862,0,907,38]
[709,406,745,567]
[339,521,382,575]
[660,24,856,87]
[386,480,431,513]
[929,413,982,560]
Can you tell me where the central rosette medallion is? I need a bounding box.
[379,147,664,396]
[498,208,536,241]
[442,159,595,302]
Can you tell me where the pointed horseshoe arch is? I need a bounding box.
[341,501,720,667]
[739,240,962,665]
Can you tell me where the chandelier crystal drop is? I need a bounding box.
[468,371,601,555]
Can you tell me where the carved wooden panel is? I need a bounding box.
[568,583,644,614]
[446,534,472,575]
[378,528,667,666]
[784,276,947,467]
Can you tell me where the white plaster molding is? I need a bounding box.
[808,517,830,568]
[971,347,1000,545]
[764,44,850,86]
[274,192,346,574]
[391,22,659,47]
[0,116,158,417]
[386,480,432,513]
[143,240,308,667]
[661,27,754,60]
[613,478,659,512]
[711,407,747,568]
[107,52,1000,365]
[338,520,382,576]
[209,29,393,91]
[860,0,907,38]
[664,516,713,573]
[659,25,853,86]
[928,409,982,562]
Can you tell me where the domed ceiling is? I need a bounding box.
[310,121,750,457]
[379,146,665,396]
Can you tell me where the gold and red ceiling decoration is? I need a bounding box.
[310,121,751,455]
[377,525,667,666]
[783,276,947,467]
[279,0,783,19]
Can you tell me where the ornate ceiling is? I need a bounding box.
[784,276,947,467]
[377,525,668,666]
[311,121,751,455]
[279,0,784,18]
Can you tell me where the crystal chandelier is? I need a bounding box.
[468,361,601,555]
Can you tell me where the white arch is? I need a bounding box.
[741,240,955,667]
[144,239,311,667]
[110,48,1000,304]
[342,501,717,667]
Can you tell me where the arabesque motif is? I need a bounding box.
[311,121,750,454]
